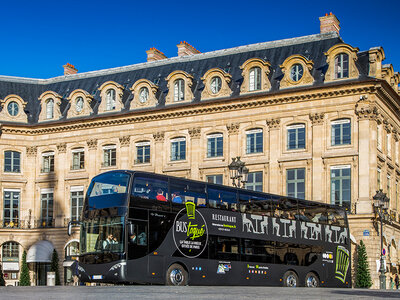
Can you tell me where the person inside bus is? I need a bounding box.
[295,209,309,221]
[129,233,137,244]
[172,192,182,204]
[103,234,115,250]
[156,189,167,201]
[137,231,147,245]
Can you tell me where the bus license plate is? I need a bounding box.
[92,275,103,280]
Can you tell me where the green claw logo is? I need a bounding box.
[335,246,350,283]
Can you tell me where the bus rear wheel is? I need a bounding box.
[305,272,319,288]
[166,263,188,286]
[283,271,298,287]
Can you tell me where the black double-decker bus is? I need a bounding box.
[70,170,351,287]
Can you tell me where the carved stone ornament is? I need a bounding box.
[87,139,98,150]
[188,127,201,139]
[266,118,280,129]
[119,135,130,147]
[355,99,378,121]
[153,131,165,142]
[309,112,325,125]
[26,146,38,157]
[226,123,240,135]
[57,143,67,153]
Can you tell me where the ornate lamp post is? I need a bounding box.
[373,189,390,289]
[228,156,249,188]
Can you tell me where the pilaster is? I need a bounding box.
[189,127,201,179]
[55,143,67,227]
[153,132,165,174]
[86,139,98,181]
[266,118,280,194]
[309,113,325,202]
[119,135,130,169]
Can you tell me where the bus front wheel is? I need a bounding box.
[166,263,188,286]
[305,272,319,288]
[283,270,298,287]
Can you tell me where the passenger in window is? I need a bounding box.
[137,231,147,245]
[295,209,309,221]
[129,233,137,244]
[172,192,182,204]
[103,234,115,250]
[156,189,167,201]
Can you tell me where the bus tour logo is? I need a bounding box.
[173,201,208,258]
[335,245,350,283]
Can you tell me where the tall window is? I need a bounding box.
[287,124,306,150]
[249,67,261,91]
[71,187,84,222]
[40,189,54,227]
[2,242,19,262]
[4,151,20,173]
[287,168,305,199]
[174,79,185,102]
[103,145,116,167]
[334,53,349,79]
[377,168,381,189]
[136,141,150,164]
[3,189,20,228]
[42,151,55,173]
[246,129,263,154]
[46,99,54,119]
[377,125,382,150]
[387,133,391,157]
[387,175,391,198]
[171,137,186,161]
[71,148,85,170]
[330,166,351,209]
[396,141,399,164]
[331,119,351,146]
[207,133,223,157]
[396,181,398,211]
[65,241,79,259]
[245,171,263,192]
[206,174,223,185]
[106,89,116,111]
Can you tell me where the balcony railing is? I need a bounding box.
[0,218,60,229]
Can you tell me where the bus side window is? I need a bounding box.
[208,187,237,211]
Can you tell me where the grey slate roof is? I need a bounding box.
[0,32,372,125]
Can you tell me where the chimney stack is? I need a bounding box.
[63,63,78,75]
[146,48,167,62]
[319,12,340,34]
[177,41,200,57]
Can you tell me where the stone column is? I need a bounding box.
[86,139,98,181]
[153,132,165,174]
[309,113,325,202]
[226,123,240,187]
[119,135,130,169]
[189,127,201,180]
[266,118,280,194]
[55,143,67,227]
[25,146,37,228]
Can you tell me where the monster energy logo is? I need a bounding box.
[335,246,350,283]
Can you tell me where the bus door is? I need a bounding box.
[127,219,148,259]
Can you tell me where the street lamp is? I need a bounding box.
[373,189,390,289]
[228,156,249,188]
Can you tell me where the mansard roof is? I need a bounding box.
[0,32,372,125]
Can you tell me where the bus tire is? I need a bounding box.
[166,263,188,286]
[283,270,298,287]
[305,272,319,288]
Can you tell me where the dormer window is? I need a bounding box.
[249,67,261,91]
[106,89,116,111]
[200,68,232,100]
[75,97,84,112]
[46,99,54,119]
[210,77,222,94]
[0,95,28,123]
[7,101,19,116]
[335,53,349,79]
[290,64,304,82]
[174,79,185,102]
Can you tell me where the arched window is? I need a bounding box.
[2,242,19,262]
[4,150,21,173]
[334,53,349,79]
[174,79,185,102]
[46,99,54,119]
[249,67,261,91]
[65,241,79,259]
[106,89,116,111]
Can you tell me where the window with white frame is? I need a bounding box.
[71,186,84,222]
[174,79,185,102]
[4,150,20,173]
[396,141,399,164]
[245,171,263,192]
[246,129,263,154]
[171,137,186,161]
[396,181,398,211]
[331,119,351,146]
[377,168,381,190]
[46,99,54,119]
[3,189,20,228]
[330,165,351,209]
[387,174,391,198]
[42,151,55,173]
[71,148,85,170]
[206,174,223,185]
[106,89,116,111]
[287,124,306,150]
[103,145,116,167]
[136,141,150,164]
[2,241,19,262]
[377,124,382,150]
[249,67,261,91]
[40,188,54,227]
[207,133,223,158]
[334,53,349,79]
[286,168,305,199]
[387,133,391,157]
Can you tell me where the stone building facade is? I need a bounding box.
[0,14,399,288]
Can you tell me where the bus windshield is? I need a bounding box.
[86,172,130,209]
[80,216,124,254]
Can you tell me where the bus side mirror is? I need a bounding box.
[128,223,135,236]
[67,221,81,236]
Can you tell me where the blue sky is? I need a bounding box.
[1,0,399,79]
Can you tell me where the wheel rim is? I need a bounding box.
[306,275,318,288]
[170,269,184,285]
[286,274,297,287]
